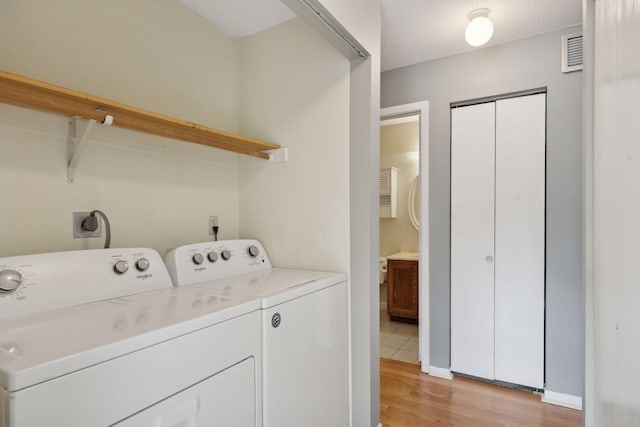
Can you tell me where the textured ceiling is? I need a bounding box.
[177,0,582,71]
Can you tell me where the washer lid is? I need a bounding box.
[0,286,260,391]
[190,268,347,308]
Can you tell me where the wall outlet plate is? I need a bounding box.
[73,212,102,238]
[208,216,218,235]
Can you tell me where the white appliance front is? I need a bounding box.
[0,248,262,427]
[165,240,349,427]
[262,280,348,427]
[116,357,256,426]
[3,309,261,427]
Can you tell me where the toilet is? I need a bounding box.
[379,257,388,285]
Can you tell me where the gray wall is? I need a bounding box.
[381,27,583,396]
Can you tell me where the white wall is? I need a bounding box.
[583,0,594,422]
[320,2,382,425]
[241,2,381,425]
[313,0,380,53]
[592,0,640,424]
[0,0,239,130]
[316,2,383,425]
[237,19,350,272]
[0,0,242,257]
[380,121,419,257]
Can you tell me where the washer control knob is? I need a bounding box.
[247,245,260,258]
[113,260,129,274]
[192,253,204,265]
[136,258,150,272]
[207,252,218,263]
[221,250,231,261]
[0,269,22,292]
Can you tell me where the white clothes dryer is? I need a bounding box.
[165,239,349,427]
[0,248,262,427]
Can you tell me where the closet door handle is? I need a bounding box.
[485,255,493,263]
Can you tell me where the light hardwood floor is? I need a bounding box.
[380,358,581,426]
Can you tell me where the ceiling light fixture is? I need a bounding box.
[465,8,494,47]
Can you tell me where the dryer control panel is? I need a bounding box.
[0,248,172,320]
[165,239,272,287]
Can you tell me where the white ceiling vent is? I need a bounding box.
[561,32,583,73]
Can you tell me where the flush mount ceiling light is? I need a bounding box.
[465,8,494,47]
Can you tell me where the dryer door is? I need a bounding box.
[115,357,257,427]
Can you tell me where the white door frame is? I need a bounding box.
[380,101,429,372]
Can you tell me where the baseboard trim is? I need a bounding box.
[428,366,453,380]
[542,390,583,411]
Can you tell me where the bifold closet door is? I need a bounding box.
[450,102,496,380]
[494,94,545,388]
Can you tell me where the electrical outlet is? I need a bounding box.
[208,216,218,235]
[73,212,102,238]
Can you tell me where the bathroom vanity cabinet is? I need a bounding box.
[386,253,418,322]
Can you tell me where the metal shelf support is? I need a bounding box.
[67,115,113,183]
[67,117,96,183]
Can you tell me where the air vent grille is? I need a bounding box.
[380,172,391,195]
[562,32,583,73]
[380,167,398,218]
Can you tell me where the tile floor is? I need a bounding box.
[379,309,419,364]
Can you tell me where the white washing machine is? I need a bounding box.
[0,248,262,427]
[165,239,349,427]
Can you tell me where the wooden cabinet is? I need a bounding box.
[387,259,418,322]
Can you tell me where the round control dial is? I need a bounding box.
[192,253,204,265]
[113,260,129,274]
[247,245,260,258]
[0,269,22,292]
[221,250,231,261]
[136,258,150,272]
[207,252,218,263]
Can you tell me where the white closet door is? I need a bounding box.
[450,102,496,380]
[494,94,545,388]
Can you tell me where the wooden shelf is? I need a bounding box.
[0,70,280,159]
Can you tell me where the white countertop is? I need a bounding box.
[386,252,419,261]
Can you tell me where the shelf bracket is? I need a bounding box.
[67,117,96,183]
[267,147,289,163]
[67,115,113,183]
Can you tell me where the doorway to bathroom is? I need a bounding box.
[379,102,429,372]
